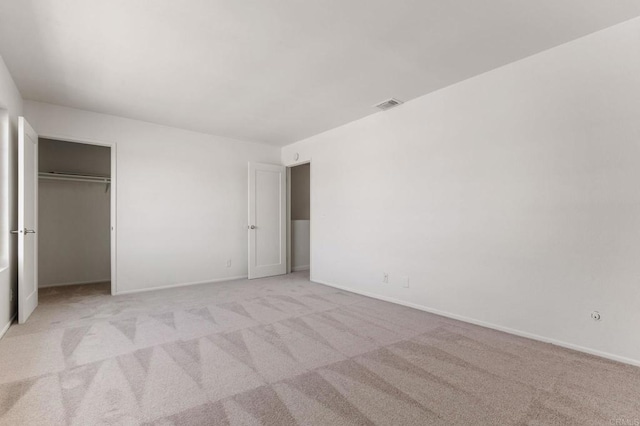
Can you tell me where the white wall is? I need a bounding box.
[291,220,310,271]
[39,139,111,287]
[0,54,23,336]
[25,101,280,294]
[282,17,640,365]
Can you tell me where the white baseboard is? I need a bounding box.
[39,278,111,288]
[292,265,310,272]
[313,278,640,367]
[115,275,248,295]
[0,314,17,340]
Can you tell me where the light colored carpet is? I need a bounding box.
[0,272,638,425]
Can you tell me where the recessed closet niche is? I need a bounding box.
[290,163,310,272]
[38,138,111,288]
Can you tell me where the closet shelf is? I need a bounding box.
[39,172,111,191]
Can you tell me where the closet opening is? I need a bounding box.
[287,162,310,275]
[38,137,115,295]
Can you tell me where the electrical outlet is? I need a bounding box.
[382,273,389,284]
[226,259,232,268]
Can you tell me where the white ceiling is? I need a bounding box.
[2,1,640,146]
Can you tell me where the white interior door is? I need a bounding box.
[18,117,38,323]
[248,162,286,279]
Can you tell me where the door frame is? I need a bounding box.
[286,159,311,277]
[0,110,12,322]
[38,133,118,295]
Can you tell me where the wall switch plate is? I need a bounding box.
[226,259,232,268]
[383,273,389,284]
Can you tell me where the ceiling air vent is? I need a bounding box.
[374,98,403,111]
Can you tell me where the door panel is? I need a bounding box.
[18,117,38,323]
[248,163,286,279]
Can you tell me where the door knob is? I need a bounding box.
[10,230,19,234]
[249,225,256,230]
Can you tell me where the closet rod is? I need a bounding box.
[38,172,110,183]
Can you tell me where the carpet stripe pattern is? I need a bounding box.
[0,273,638,425]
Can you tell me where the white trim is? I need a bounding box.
[37,133,117,296]
[39,279,110,288]
[292,265,310,272]
[286,159,311,168]
[0,314,16,340]
[286,167,291,274]
[308,160,313,280]
[0,109,9,275]
[115,275,248,295]
[313,278,640,367]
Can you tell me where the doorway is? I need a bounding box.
[287,162,310,274]
[37,137,115,294]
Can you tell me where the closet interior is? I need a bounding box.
[38,138,111,290]
[290,163,310,272]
